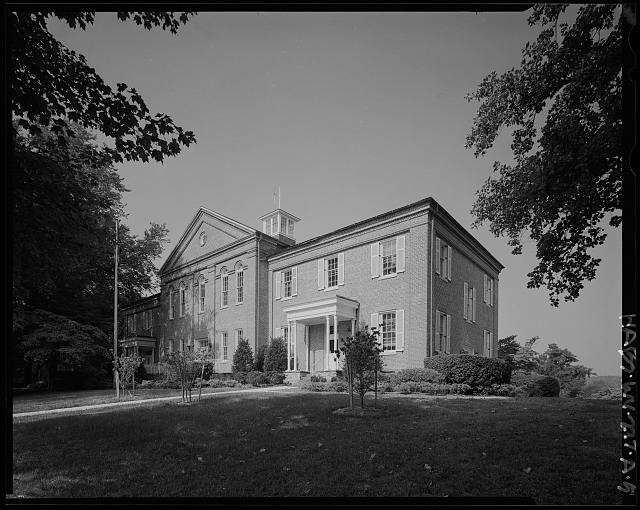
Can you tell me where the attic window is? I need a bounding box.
[199,231,207,247]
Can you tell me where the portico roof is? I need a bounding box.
[282,295,359,324]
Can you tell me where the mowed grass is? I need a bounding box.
[12,392,620,503]
[12,387,252,414]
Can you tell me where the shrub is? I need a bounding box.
[310,375,327,382]
[395,382,473,395]
[254,344,268,372]
[232,339,255,373]
[247,371,268,386]
[530,376,561,397]
[264,337,288,372]
[511,370,545,388]
[300,381,328,392]
[328,380,348,392]
[265,371,286,385]
[389,368,444,385]
[477,383,520,397]
[560,379,586,398]
[424,354,511,387]
[232,371,249,384]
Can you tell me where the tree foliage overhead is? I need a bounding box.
[13,122,169,332]
[465,4,624,306]
[10,11,197,164]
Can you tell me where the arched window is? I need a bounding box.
[198,275,206,313]
[179,282,186,317]
[235,261,244,305]
[168,287,175,320]
[220,268,229,308]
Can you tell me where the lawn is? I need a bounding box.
[11,392,621,503]
[12,386,253,414]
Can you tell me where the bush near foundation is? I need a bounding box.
[264,337,287,373]
[424,354,511,388]
[246,371,268,386]
[395,382,473,395]
[265,371,286,385]
[389,368,444,385]
[530,376,561,397]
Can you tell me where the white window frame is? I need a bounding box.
[483,330,494,357]
[199,278,206,313]
[221,273,229,308]
[484,274,494,307]
[222,332,228,361]
[169,289,175,320]
[326,255,339,289]
[144,310,151,330]
[283,268,293,298]
[372,236,405,279]
[380,238,397,277]
[463,282,476,323]
[435,310,451,354]
[236,329,243,345]
[128,314,135,333]
[236,270,244,304]
[435,237,452,281]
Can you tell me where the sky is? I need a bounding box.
[47,9,622,375]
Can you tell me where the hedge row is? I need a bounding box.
[424,354,511,387]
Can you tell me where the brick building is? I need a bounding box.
[120,197,503,377]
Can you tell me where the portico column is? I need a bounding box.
[305,325,310,372]
[292,320,297,371]
[333,314,338,365]
[351,319,355,338]
[325,315,330,370]
[287,320,292,371]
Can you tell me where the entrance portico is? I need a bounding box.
[282,295,359,374]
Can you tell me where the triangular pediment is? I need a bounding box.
[160,207,256,275]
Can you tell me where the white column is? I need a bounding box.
[325,315,330,370]
[292,321,297,371]
[333,314,338,369]
[305,325,310,372]
[287,320,292,371]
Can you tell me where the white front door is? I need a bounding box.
[328,330,338,371]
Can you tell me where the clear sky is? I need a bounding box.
[48,9,622,375]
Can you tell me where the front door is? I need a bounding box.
[328,327,338,371]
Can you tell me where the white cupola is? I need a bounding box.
[259,208,300,245]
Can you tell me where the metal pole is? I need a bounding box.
[114,218,119,397]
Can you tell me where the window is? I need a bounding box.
[236,270,244,304]
[463,282,476,322]
[371,236,405,278]
[180,285,186,317]
[236,329,243,344]
[435,311,451,354]
[281,216,287,234]
[222,273,229,307]
[380,239,397,276]
[222,332,228,360]
[288,220,294,237]
[435,237,452,281]
[484,275,494,306]
[128,314,135,333]
[169,289,175,320]
[199,278,206,313]
[326,256,338,288]
[283,269,292,298]
[483,330,494,357]
[197,338,209,351]
[381,312,397,351]
[144,310,151,330]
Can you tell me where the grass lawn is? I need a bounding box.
[11,392,621,503]
[12,386,253,414]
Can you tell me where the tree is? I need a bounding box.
[162,348,213,403]
[13,307,112,391]
[465,4,625,306]
[10,11,197,165]
[232,338,255,373]
[254,344,268,372]
[264,337,287,373]
[12,122,169,332]
[538,343,594,397]
[337,327,383,409]
[511,336,542,373]
[114,354,143,397]
[498,334,520,363]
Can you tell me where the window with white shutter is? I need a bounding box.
[370,243,379,278]
[435,237,441,274]
[463,282,469,320]
[370,312,379,332]
[338,252,345,285]
[395,309,404,351]
[317,259,325,290]
[435,237,451,281]
[396,236,405,273]
[292,267,298,296]
[326,256,339,288]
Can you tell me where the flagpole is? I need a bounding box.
[114,218,120,397]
